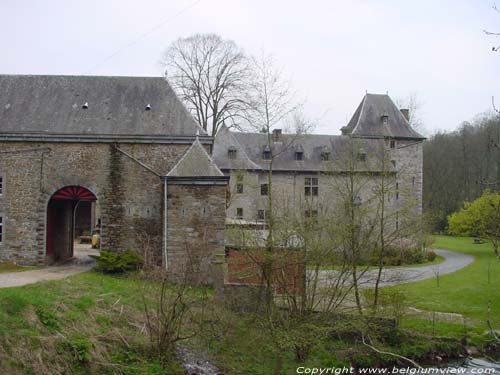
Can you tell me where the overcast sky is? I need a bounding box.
[1,0,499,135]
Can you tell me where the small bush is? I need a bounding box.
[92,249,143,273]
[426,250,437,262]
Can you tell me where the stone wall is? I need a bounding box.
[0,141,190,265]
[225,139,424,237]
[167,183,226,287]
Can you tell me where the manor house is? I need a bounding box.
[213,94,425,231]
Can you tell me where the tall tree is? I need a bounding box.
[161,33,250,137]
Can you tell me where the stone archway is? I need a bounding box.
[46,186,97,264]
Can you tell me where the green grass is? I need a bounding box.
[0,262,38,273]
[386,235,500,341]
[0,271,187,374]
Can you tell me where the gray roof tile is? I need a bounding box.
[0,75,205,138]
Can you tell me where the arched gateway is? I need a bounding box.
[46,186,97,263]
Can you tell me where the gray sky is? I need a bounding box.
[1,0,499,135]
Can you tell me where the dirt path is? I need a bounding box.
[0,245,97,289]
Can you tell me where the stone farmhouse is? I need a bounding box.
[213,94,425,232]
[0,75,227,286]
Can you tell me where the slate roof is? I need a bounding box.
[0,75,207,142]
[213,125,393,173]
[167,138,224,177]
[343,93,425,140]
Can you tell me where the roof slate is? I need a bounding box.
[167,138,224,177]
[344,93,425,139]
[213,126,394,173]
[0,75,205,138]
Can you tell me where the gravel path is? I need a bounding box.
[316,249,475,288]
[0,245,97,289]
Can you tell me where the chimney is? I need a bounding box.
[400,108,410,122]
[273,129,282,142]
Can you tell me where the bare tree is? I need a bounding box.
[161,33,250,137]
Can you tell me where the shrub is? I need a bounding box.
[91,249,143,273]
[426,250,437,262]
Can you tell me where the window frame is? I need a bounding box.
[304,177,319,197]
[257,209,268,222]
[295,151,304,161]
[0,173,4,197]
[228,148,237,159]
[260,183,269,196]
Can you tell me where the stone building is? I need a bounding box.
[0,75,228,286]
[213,93,425,232]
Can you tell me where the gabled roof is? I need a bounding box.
[0,74,207,142]
[167,137,224,177]
[343,93,425,140]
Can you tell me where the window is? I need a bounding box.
[236,208,243,219]
[257,209,268,222]
[412,177,416,188]
[390,140,396,149]
[391,160,396,168]
[321,151,330,161]
[357,152,366,162]
[236,175,243,194]
[305,210,318,218]
[305,177,318,196]
[261,183,269,196]
[396,183,399,200]
[262,146,271,160]
[396,211,399,231]
[0,215,3,244]
[236,182,243,194]
[228,147,237,159]
[295,151,304,161]
[0,175,3,196]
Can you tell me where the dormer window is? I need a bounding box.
[262,145,271,160]
[228,146,237,159]
[381,113,389,124]
[320,147,330,161]
[390,140,396,149]
[294,145,304,161]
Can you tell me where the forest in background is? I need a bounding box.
[423,111,500,231]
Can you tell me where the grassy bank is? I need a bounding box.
[0,272,188,374]
[386,236,500,346]
[0,269,466,374]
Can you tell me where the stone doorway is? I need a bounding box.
[45,186,97,264]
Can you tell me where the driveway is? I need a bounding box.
[315,249,475,288]
[0,244,97,289]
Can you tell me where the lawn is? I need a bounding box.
[386,235,500,342]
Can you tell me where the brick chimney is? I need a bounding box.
[400,108,410,122]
